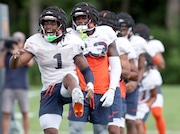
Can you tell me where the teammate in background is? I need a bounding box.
[99,10,131,134]
[133,23,166,134]
[135,62,162,134]
[0,31,34,134]
[116,12,147,134]
[68,2,121,134]
[9,6,94,134]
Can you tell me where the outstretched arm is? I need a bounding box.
[9,48,34,69]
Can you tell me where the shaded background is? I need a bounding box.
[0,0,179,84]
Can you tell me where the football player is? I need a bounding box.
[9,6,94,134]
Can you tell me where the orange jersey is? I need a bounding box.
[77,55,110,94]
[119,81,127,98]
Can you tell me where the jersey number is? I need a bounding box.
[54,53,62,69]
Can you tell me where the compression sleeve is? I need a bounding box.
[81,67,94,84]
[109,56,122,90]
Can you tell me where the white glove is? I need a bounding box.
[136,103,150,119]
[100,88,115,107]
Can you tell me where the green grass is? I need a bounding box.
[14,85,180,134]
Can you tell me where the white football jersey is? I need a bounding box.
[146,39,165,57]
[129,35,148,67]
[138,69,162,103]
[68,25,117,56]
[115,37,131,56]
[24,33,85,91]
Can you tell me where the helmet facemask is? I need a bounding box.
[72,12,95,32]
[71,2,98,33]
[40,18,63,42]
[39,6,68,42]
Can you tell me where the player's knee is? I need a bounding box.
[69,120,85,134]
[93,124,107,134]
[126,119,136,129]
[108,125,119,134]
[64,74,75,83]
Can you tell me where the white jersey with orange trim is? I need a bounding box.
[146,39,165,57]
[138,68,162,104]
[68,25,117,94]
[24,33,85,91]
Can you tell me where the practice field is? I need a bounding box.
[14,85,180,134]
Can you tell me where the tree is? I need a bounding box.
[166,0,180,31]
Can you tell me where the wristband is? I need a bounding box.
[81,67,94,84]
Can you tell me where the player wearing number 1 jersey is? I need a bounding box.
[9,6,94,134]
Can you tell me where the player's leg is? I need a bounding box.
[40,83,71,134]
[136,119,145,134]
[108,87,122,134]
[125,86,139,134]
[62,73,84,117]
[151,106,166,134]
[1,89,15,134]
[17,89,29,134]
[136,109,150,134]
[69,120,86,134]
[151,88,166,134]
[68,94,89,134]
[93,124,108,134]
[91,94,113,134]
[119,97,127,134]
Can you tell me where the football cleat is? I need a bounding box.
[72,88,84,117]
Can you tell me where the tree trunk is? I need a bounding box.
[166,0,180,30]
[29,0,42,35]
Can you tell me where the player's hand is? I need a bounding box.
[13,48,26,59]
[100,88,115,107]
[136,103,149,119]
[126,81,138,93]
[85,82,94,100]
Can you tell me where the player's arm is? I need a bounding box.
[120,54,130,80]
[126,53,145,93]
[137,53,146,83]
[146,87,157,107]
[74,53,94,100]
[9,48,34,69]
[26,57,35,67]
[108,41,122,90]
[100,41,121,107]
[128,59,138,81]
[153,52,165,70]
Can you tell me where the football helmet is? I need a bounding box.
[39,6,68,42]
[116,12,135,37]
[71,2,99,32]
[98,10,118,31]
[133,23,150,40]
[116,12,135,28]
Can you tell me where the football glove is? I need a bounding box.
[100,88,115,107]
